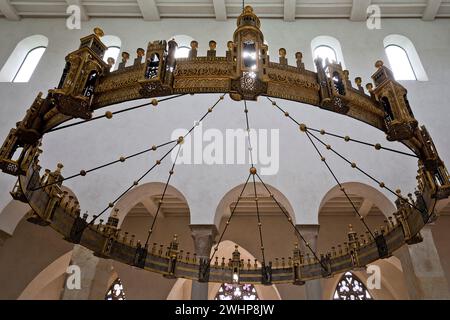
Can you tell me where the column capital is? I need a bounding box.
[296,224,320,234]
[190,224,218,258]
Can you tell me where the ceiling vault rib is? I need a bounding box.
[0,0,20,21]
[423,0,442,21]
[213,0,227,21]
[137,0,160,21]
[350,0,371,21]
[283,0,296,22]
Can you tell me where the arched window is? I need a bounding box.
[385,45,416,81]
[311,36,346,69]
[333,272,373,300]
[0,35,48,83]
[105,278,126,300]
[313,46,337,66]
[215,283,259,300]
[101,35,121,70]
[384,35,428,81]
[170,35,194,59]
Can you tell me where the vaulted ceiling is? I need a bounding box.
[0,0,449,21]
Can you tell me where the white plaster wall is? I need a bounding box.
[0,18,449,225]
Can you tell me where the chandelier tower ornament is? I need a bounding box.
[0,6,449,286]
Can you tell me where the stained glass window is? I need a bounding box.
[215,283,259,300]
[333,272,373,300]
[105,278,126,300]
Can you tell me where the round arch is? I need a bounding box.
[112,182,190,227]
[319,182,396,219]
[0,34,49,82]
[17,250,73,300]
[214,182,296,228]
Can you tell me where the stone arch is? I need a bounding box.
[112,182,190,228]
[319,181,396,219]
[214,182,296,228]
[17,250,73,300]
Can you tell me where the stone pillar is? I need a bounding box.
[296,224,323,300]
[0,230,11,247]
[61,245,113,300]
[190,225,218,300]
[406,225,450,299]
[394,245,423,300]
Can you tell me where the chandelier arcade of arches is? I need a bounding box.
[0,5,449,288]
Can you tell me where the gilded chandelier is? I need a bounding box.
[0,6,449,286]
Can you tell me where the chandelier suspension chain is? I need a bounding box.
[208,173,252,267]
[306,129,429,215]
[244,100,266,266]
[304,130,376,239]
[252,174,266,266]
[244,100,327,272]
[86,94,225,227]
[266,97,418,159]
[255,173,329,271]
[86,142,179,228]
[31,139,177,191]
[144,143,182,247]
[47,94,187,133]
[268,96,432,235]
[244,100,255,167]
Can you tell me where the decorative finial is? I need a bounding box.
[244,5,253,14]
[93,27,104,37]
[355,77,362,86]
[190,40,198,49]
[107,57,115,67]
[375,60,384,68]
[121,52,130,63]
[209,40,217,50]
[279,48,287,58]
[227,41,234,50]
[136,48,145,57]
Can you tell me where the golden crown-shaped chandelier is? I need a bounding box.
[0,6,449,286]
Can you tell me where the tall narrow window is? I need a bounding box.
[313,46,337,67]
[12,47,46,83]
[333,272,373,300]
[170,35,194,59]
[0,35,48,83]
[103,46,120,68]
[385,45,416,81]
[101,35,121,70]
[311,36,346,69]
[384,35,428,81]
[105,278,126,300]
[215,283,259,301]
